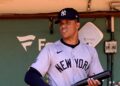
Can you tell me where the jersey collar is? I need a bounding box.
[60,39,80,48]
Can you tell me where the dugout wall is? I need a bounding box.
[0,18,120,86]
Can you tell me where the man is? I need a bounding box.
[24,8,103,86]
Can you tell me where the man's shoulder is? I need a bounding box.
[80,42,96,52]
[44,40,61,49]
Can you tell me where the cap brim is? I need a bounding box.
[55,17,73,24]
[55,18,79,24]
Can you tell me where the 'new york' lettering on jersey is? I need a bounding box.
[31,40,103,86]
[55,58,89,73]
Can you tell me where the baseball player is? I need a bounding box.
[24,8,103,86]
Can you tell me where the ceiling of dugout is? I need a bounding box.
[0,0,120,14]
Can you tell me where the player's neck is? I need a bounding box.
[61,39,80,48]
[62,37,79,45]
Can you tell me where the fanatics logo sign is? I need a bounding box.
[17,35,52,52]
[17,35,36,51]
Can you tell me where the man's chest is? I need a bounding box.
[50,48,92,72]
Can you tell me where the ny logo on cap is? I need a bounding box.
[61,10,66,16]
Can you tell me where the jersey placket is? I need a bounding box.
[71,48,79,84]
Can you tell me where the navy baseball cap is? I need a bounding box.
[55,8,80,24]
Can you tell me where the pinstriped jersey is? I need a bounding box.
[31,40,103,86]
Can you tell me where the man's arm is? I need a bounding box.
[24,67,49,86]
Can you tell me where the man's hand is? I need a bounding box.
[87,78,101,86]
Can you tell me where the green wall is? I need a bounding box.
[0,18,119,86]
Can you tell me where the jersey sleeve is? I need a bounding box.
[88,47,103,76]
[31,45,51,77]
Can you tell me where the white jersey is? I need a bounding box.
[31,40,103,86]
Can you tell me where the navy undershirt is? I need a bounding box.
[24,67,49,86]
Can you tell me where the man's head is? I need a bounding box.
[56,8,80,41]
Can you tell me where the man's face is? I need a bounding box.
[59,19,80,40]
